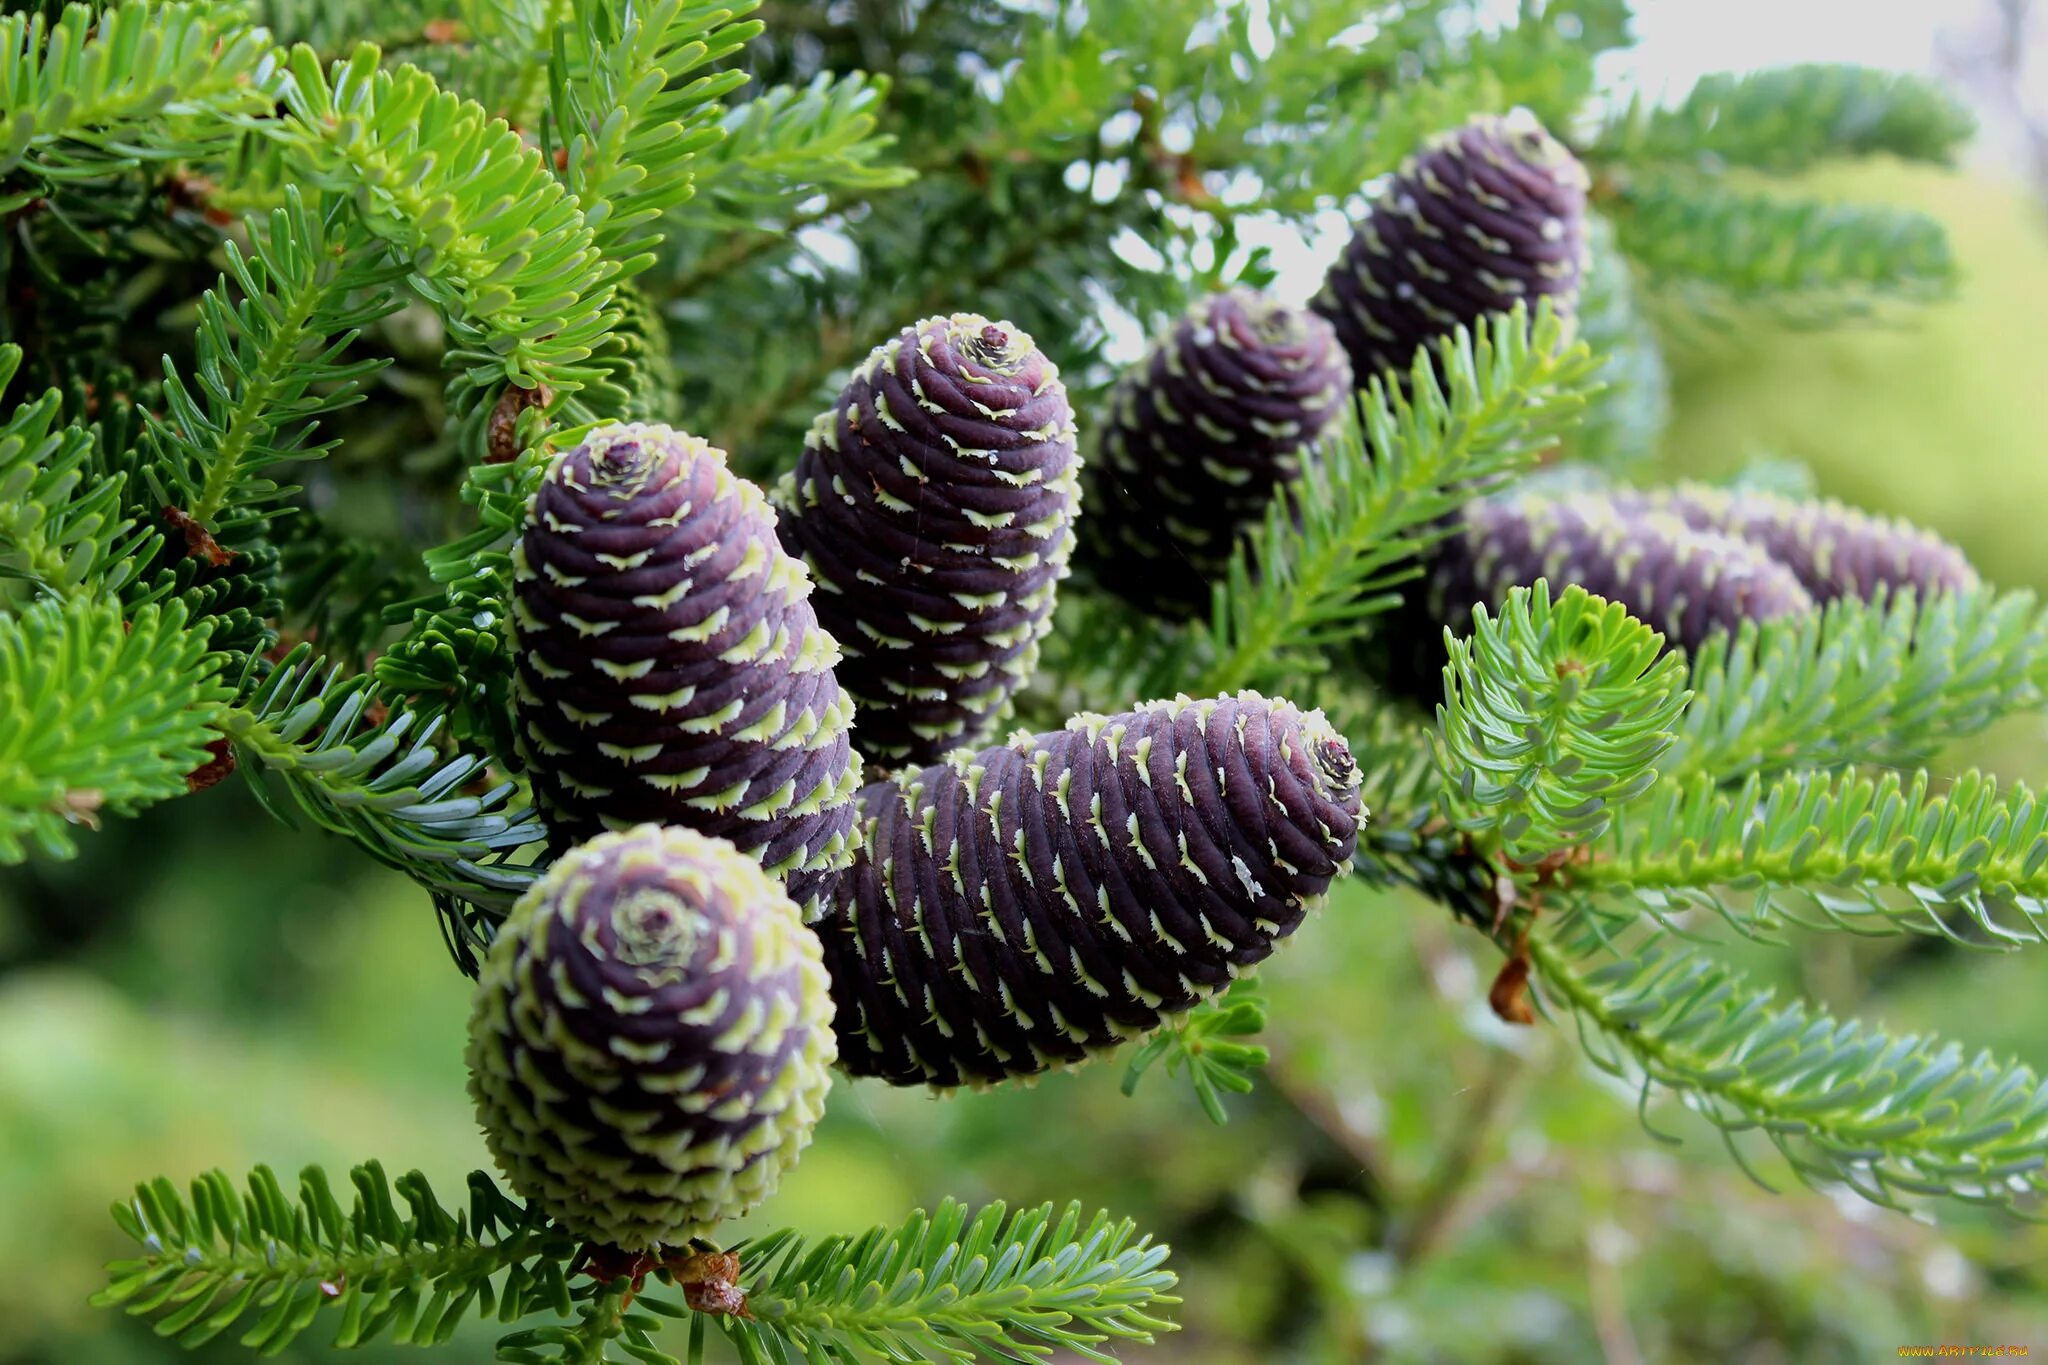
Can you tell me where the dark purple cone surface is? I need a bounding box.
[1312,111,1589,389]
[811,692,1364,1088]
[465,825,835,1250]
[777,314,1078,767]
[1607,484,1979,603]
[1373,494,1816,698]
[511,424,860,911]
[1081,289,1352,618]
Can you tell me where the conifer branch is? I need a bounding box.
[1612,177,1955,324]
[245,0,447,61]
[0,596,229,862]
[1437,583,1691,865]
[264,44,623,424]
[95,1163,573,1354]
[1594,64,1976,174]
[226,645,546,909]
[1580,767,2048,946]
[1120,983,1271,1126]
[101,1166,1181,1365]
[713,1200,1180,1363]
[541,0,763,263]
[1526,918,2048,1212]
[0,345,153,600]
[147,187,408,535]
[0,1,279,208]
[677,71,912,227]
[1666,589,2048,782]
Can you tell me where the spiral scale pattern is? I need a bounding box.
[1312,111,1590,388]
[813,692,1364,1088]
[1609,484,1979,603]
[511,423,861,911]
[466,825,835,1250]
[1374,495,1817,698]
[1081,289,1352,617]
[777,315,1079,766]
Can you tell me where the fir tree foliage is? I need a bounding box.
[97,1162,1179,1364]
[1436,583,1690,866]
[1,0,2039,1358]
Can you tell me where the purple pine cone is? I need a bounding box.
[811,692,1364,1087]
[511,424,861,911]
[466,825,835,1250]
[1312,111,1590,388]
[777,314,1079,766]
[1081,289,1353,618]
[1608,484,1979,603]
[1374,495,1815,698]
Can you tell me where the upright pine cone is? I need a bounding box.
[466,825,835,1250]
[1312,111,1590,387]
[1608,484,1979,602]
[812,692,1364,1087]
[511,423,861,910]
[1080,289,1352,617]
[777,314,1079,767]
[1373,495,1815,698]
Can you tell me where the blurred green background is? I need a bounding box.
[7,158,2048,1363]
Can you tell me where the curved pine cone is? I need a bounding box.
[1080,289,1352,618]
[511,423,861,911]
[777,314,1079,767]
[1607,484,1978,602]
[1373,495,1816,698]
[1312,111,1590,388]
[465,825,835,1250]
[812,692,1364,1087]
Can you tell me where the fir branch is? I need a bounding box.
[0,344,152,599]
[0,596,229,862]
[104,1165,1180,1365]
[0,0,279,208]
[1665,588,2048,783]
[226,645,546,910]
[1527,918,2048,1212]
[711,1199,1180,1364]
[145,186,408,536]
[1157,306,1599,700]
[95,1162,576,1355]
[1437,583,1691,866]
[1580,767,2048,946]
[1595,64,1977,174]
[264,44,622,428]
[1612,177,1955,324]
[542,0,763,264]
[677,71,912,227]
